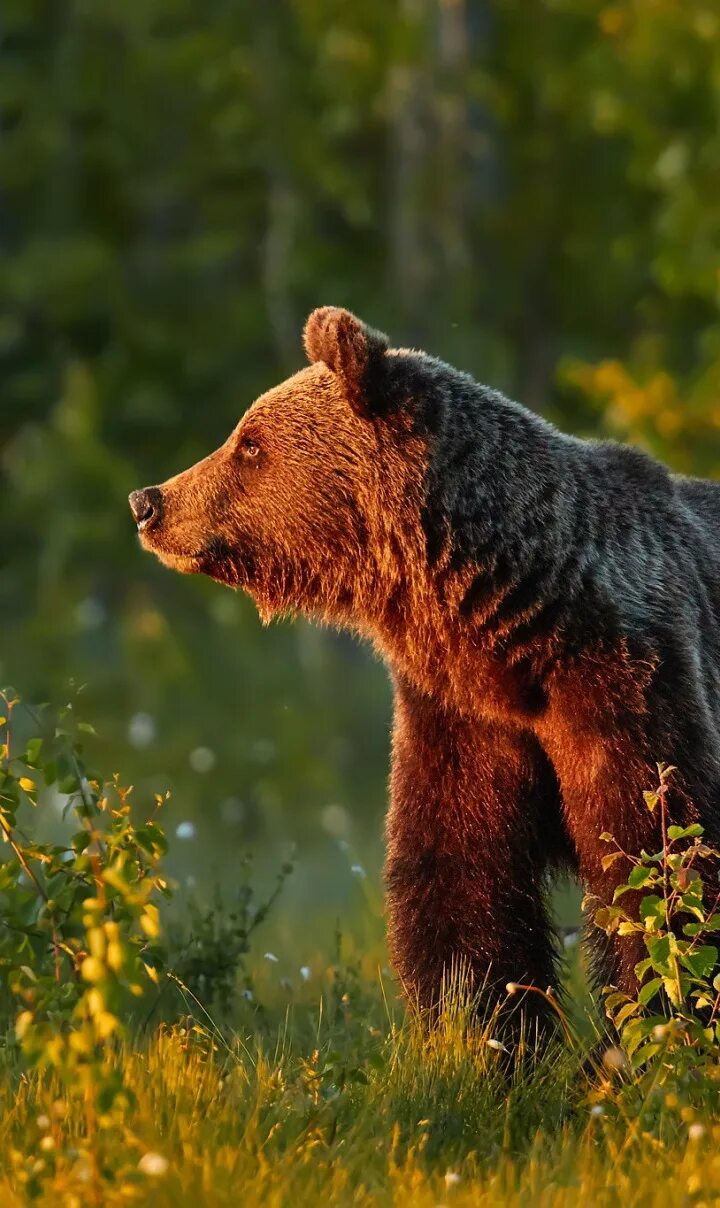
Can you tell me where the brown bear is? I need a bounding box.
[130,306,720,1034]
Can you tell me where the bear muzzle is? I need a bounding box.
[129,487,163,533]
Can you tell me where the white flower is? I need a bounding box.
[300,966,311,982]
[264,952,279,963]
[688,1123,705,1142]
[590,1105,605,1118]
[138,1152,169,1177]
[653,1024,667,1041]
[486,1038,508,1053]
[444,1170,461,1187]
[175,821,196,841]
[36,1115,50,1131]
[351,864,366,879]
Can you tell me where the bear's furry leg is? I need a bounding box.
[385,677,566,1044]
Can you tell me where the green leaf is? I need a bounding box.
[630,1040,663,1070]
[614,1000,641,1027]
[639,895,664,923]
[667,823,703,841]
[662,976,685,1006]
[594,906,621,933]
[645,934,671,967]
[135,823,168,857]
[680,946,717,979]
[604,990,631,1013]
[628,865,653,889]
[676,893,705,921]
[621,1016,661,1057]
[25,738,43,766]
[637,976,663,1007]
[57,774,79,795]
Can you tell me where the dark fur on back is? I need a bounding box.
[394,347,720,687]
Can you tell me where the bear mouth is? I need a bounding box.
[137,529,206,574]
[155,549,206,574]
[140,530,240,581]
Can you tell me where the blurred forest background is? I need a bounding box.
[2,0,720,914]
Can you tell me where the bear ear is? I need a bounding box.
[303,306,390,418]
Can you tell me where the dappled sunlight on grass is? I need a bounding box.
[1,956,719,1206]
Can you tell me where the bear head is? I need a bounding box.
[129,308,432,626]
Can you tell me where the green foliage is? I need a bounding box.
[0,689,172,1196]
[592,764,720,1118]
[169,857,294,1015]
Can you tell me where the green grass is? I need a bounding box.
[1,929,719,1207]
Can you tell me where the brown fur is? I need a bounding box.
[130,307,719,1033]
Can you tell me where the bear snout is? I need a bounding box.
[128,486,163,532]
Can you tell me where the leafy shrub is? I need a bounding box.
[0,688,299,1198]
[168,858,294,1016]
[0,689,171,1194]
[592,763,720,1113]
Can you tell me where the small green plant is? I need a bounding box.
[0,689,172,1197]
[168,857,294,1016]
[592,763,720,1091]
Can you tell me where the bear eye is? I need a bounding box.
[240,437,260,460]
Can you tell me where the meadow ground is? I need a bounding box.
[1,702,718,1206]
[1,920,719,1208]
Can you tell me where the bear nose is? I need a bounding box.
[129,487,162,531]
